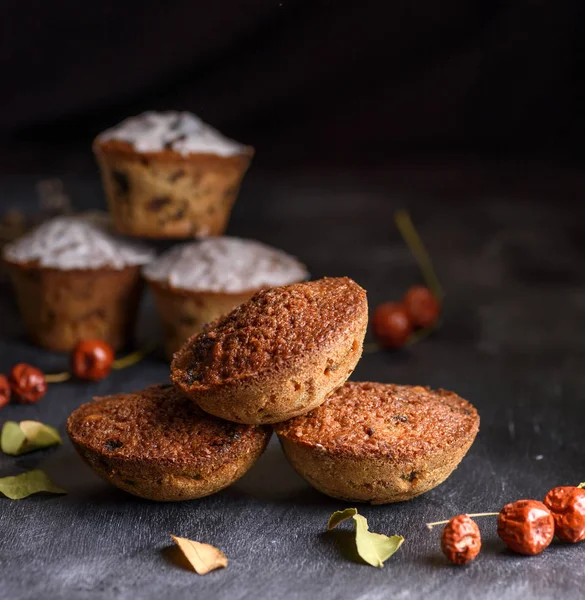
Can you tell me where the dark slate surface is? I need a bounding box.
[1,169,585,600]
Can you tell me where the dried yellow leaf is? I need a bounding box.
[170,535,227,575]
[1,420,61,456]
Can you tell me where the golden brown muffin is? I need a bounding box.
[171,277,368,425]
[143,237,308,360]
[93,112,253,238]
[148,283,255,360]
[274,382,480,504]
[3,214,154,351]
[5,263,143,352]
[67,384,271,501]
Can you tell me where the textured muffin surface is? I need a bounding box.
[67,384,270,500]
[173,277,366,387]
[68,384,267,465]
[274,382,479,504]
[96,111,246,157]
[171,277,368,424]
[3,214,154,270]
[275,382,478,459]
[143,237,308,293]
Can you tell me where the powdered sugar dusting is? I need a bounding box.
[3,214,155,270]
[97,111,246,157]
[143,237,308,293]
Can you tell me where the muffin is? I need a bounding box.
[274,382,479,504]
[67,384,271,501]
[143,237,309,359]
[171,277,368,425]
[3,214,154,351]
[93,111,253,238]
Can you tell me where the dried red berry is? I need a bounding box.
[543,486,585,543]
[72,339,115,381]
[441,514,481,565]
[403,285,441,329]
[497,499,555,555]
[0,374,11,409]
[9,363,47,404]
[371,302,413,348]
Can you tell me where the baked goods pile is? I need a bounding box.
[2,110,479,505]
[93,111,254,238]
[3,111,306,353]
[67,275,479,504]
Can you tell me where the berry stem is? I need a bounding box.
[45,372,71,383]
[426,512,499,530]
[406,320,442,346]
[395,209,444,302]
[112,344,157,370]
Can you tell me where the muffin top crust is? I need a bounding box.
[274,382,479,460]
[96,111,246,157]
[66,384,269,466]
[171,277,367,388]
[143,237,308,293]
[3,214,155,270]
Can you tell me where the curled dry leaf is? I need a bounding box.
[170,535,228,575]
[0,469,66,499]
[327,508,404,567]
[1,420,62,456]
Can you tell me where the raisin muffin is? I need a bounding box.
[171,277,368,425]
[143,237,308,359]
[67,384,271,501]
[3,214,154,351]
[93,111,253,238]
[274,382,480,504]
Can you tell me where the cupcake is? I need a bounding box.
[143,237,309,359]
[171,277,368,424]
[274,382,479,504]
[67,384,271,501]
[3,214,154,351]
[93,111,253,238]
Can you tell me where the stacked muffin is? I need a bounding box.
[68,277,480,503]
[93,111,253,238]
[4,111,308,353]
[3,109,480,503]
[3,214,154,351]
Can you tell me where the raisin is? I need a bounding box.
[147,196,172,212]
[112,171,130,196]
[104,439,123,452]
[168,169,185,182]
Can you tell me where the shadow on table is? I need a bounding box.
[228,441,337,508]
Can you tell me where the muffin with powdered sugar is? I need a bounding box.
[3,214,155,351]
[143,237,308,359]
[93,111,253,239]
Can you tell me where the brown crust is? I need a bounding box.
[147,280,260,360]
[274,382,479,504]
[171,277,368,424]
[66,384,271,501]
[4,259,143,351]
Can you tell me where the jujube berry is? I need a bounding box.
[441,514,481,565]
[371,302,413,349]
[497,499,554,555]
[403,285,441,329]
[72,339,115,381]
[0,374,11,409]
[9,363,47,404]
[543,486,585,543]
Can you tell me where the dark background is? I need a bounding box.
[2,4,585,600]
[1,0,584,173]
